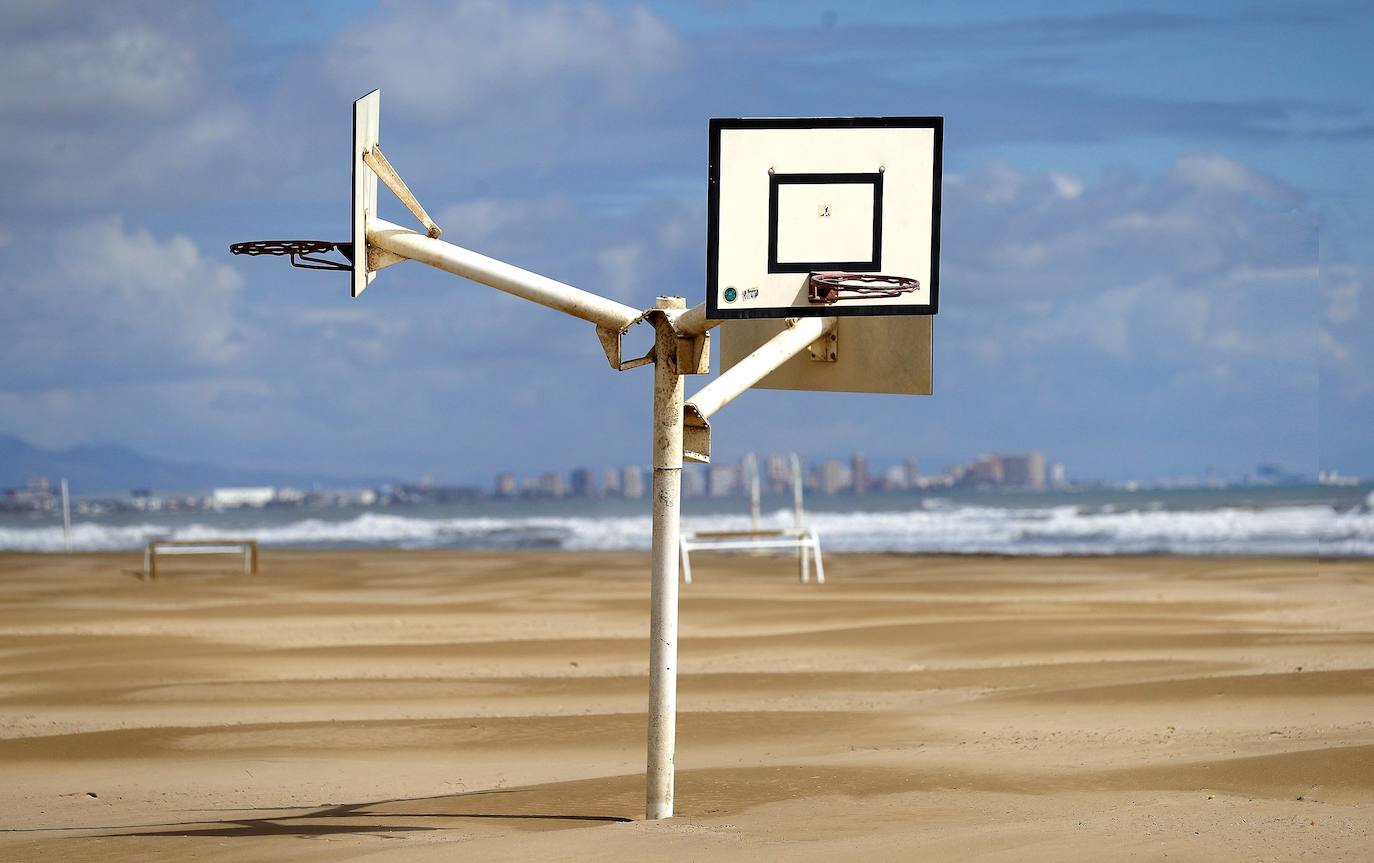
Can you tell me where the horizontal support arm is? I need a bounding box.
[684,316,836,421]
[368,218,642,331]
[672,302,722,338]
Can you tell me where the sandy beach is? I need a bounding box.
[1,549,1371,861]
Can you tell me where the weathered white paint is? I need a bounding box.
[368,218,642,332]
[645,297,686,820]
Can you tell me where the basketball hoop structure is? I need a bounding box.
[228,90,941,822]
[229,240,354,272]
[808,272,920,305]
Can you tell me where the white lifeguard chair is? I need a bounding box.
[680,453,824,584]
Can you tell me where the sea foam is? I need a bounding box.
[1,503,1370,556]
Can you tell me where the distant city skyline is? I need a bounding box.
[8,448,1347,519]
[0,428,1341,508]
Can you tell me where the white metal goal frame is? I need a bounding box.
[680,527,825,585]
[144,539,260,580]
[680,453,824,584]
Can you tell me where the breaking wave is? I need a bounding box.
[1,503,1371,556]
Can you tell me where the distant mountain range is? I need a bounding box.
[0,433,396,495]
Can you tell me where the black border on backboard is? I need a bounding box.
[767,172,883,274]
[707,116,943,320]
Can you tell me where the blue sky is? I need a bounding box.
[1,0,1370,483]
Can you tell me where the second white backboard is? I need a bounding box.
[708,117,943,320]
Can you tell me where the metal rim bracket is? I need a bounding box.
[808,271,920,304]
[683,403,711,464]
[808,321,838,362]
[228,239,355,271]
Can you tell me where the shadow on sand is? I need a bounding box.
[1,789,635,841]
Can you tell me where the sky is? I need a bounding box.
[1,0,1371,485]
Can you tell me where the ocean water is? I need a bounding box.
[3,485,1372,557]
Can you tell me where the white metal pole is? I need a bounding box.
[368,218,642,331]
[60,478,71,554]
[646,296,685,820]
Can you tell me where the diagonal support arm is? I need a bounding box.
[363,145,443,239]
[681,316,836,463]
[685,316,835,420]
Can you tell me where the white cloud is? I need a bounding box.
[1,4,251,209]
[327,0,682,118]
[0,25,200,115]
[597,242,642,301]
[439,197,574,247]
[9,217,247,379]
[1318,329,1347,363]
[1049,172,1083,199]
[942,155,1318,377]
[1171,155,1295,201]
[1323,266,1361,325]
[1318,264,1370,399]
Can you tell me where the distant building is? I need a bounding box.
[999,453,1046,488]
[602,467,622,497]
[903,459,921,488]
[818,460,848,495]
[1050,462,1067,487]
[211,487,275,509]
[5,477,58,512]
[851,453,869,495]
[494,472,517,498]
[682,466,707,498]
[762,455,792,494]
[622,466,645,499]
[963,456,1003,487]
[538,472,566,498]
[569,467,595,498]
[956,453,1046,489]
[881,464,907,491]
[707,463,743,497]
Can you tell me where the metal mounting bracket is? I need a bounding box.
[684,403,711,464]
[807,321,838,362]
[366,242,407,273]
[596,321,654,371]
[596,310,710,374]
[362,145,443,240]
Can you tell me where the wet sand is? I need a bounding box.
[1,550,1371,861]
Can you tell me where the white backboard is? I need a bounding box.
[352,90,379,298]
[708,117,943,320]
